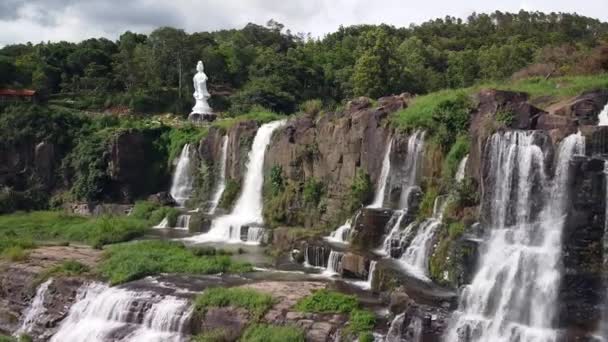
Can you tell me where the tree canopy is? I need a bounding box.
[1,11,607,115]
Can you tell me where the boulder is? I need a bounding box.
[550,89,608,125]
[347,96,373,111]
[340,252,370,279]
[377,94,411,112]
[350,208,394,250]
[198,307,250,341]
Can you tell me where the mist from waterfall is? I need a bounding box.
[15,278,53,336]
[446,131,585,342]
[379,131,426,256]
[50,283,191,342]
[187,120,286,244]
[170,144,194,207]
[207,136,229,215]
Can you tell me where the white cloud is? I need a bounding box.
[0,0,606,45]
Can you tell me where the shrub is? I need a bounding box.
[346,170,374,213]
[219,179,240,209]
[442,136,470,181]
[241,324,305,342]
[347,309,376,334]
[99,240,252,285]
[269,165,285,196]
[295,289,359,314]
[1,246,29,262]
[302,178,325,206]
[300,99,323,115]
[194,287,275,319]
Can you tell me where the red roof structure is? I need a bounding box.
[0,89,36,96]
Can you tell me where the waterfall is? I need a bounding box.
[323,250,344,276]
[379,131,426,256]
[153,217,169,229]
[446,131,585,342]
[304,245,329,268]
[399,195,449,280]
[51,283,191,342]
[187,120,286,244]
[455,154,469,182]
[365,260,377,289]
[175,215,190,230]
[125,297,192,342]
[599,102,608,126]
[170,144,195,207]
[598,162,608,341]
[207,136,229,215]
[15,278,53,336]
[245,226,266,243]
[368,138,393,209]
[326,220,352,244]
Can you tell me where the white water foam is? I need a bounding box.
[170,144,195,207]
[207,136,229,215]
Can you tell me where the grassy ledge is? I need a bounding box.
[194,287,275,320]
[240,324,305,342]
[98,240,252,285]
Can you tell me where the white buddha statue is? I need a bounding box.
[191,60,213,115]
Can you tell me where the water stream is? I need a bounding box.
[170,144,194,207]
[15,278,53,336]
[446,131,585,342]
[187,120,287,244]
[368,138,393,209]
[207,136,228,215]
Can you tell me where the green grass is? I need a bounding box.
[194,287,275,319]
[240,324,305,342]
[37,260,90,284]
[294,289,359,314]
[98,240,252,285]
[212,110,283,133]
[347,309,376,336]
[192,329,231,342]
[0,211,151,251]
[1,246,30,261]
[391,73,608,131]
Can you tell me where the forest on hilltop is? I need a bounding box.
[0,11,607,115]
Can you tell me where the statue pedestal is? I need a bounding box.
[188,112,217,123]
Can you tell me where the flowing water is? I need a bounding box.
[368,138,393,209]
[446,131,585,342]
[304,245,329,268]
[51,283,191,342]
[455,154,469,182]
[326,220,353,244]
[599,102,608,126]
[153,217,169,229]
[170,144,195,207]
[207,136,229,215]
[15,278,53,336]
[187,120,286,244]
[175,215,191,230]
[323,250,344,276]
[379,131,426,256]
[399,195,449,280]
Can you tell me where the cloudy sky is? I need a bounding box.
[1,0,607,46]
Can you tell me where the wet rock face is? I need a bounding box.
[340,252,371,279]
[265,97,397,224]
[559,156,606,337]
[351,208,394,250]
[552,90,608,125]
[34,141,55,188]
[225,120,259,183]
[0,246,100,339]
[468,89,547,184]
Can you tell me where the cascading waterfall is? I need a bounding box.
[368,138,393,209]
[446,131,585,342]
[175,215,190,230]
[207,136,229,215]
[326,220,353,244]
[153,217,169,229]
[455,154,469,182]
[187,120,286,244]
[245,226,266,243]
[323,250,344,276]
[399,195,449,280]
[379,131,426,256]
[15,278,53,336]
[125,297,192,342]
[304,245,329,268]
[170,144,195,207]
[51,283,191,342]
[599,102,608,126]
